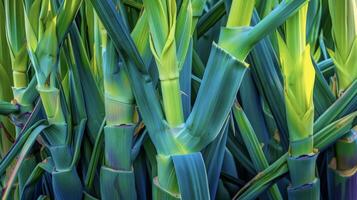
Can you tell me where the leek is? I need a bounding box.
[327,0,357,199]
[0,0,355,199]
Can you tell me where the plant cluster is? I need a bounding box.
[0,0,356,199]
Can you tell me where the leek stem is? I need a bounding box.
[37,86,65,124]
[286,4,307,59]
[157,155,180,195]
[328,0,357,94]
[13,71,28,88]
[280,3,315,156]
[161,78,184,127]
[226,0,255,27]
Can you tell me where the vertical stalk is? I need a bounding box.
[156,155,180,194]
[226,0,255,28]
[328,1,357,199]
[161,78,184,126]
[143,0,184,127]
[4,0,29,89]
[156,46,185,127]
[328,0,357,93]
[278,3,319,199]
[4,0,33,134]
[219,0,256,61]
[4,0,37,195]
[283,3,314,156]
[0,1,14,159]
[99,15,137,198]
[36,86,66,124]
[286,6,306,61]
[22,0,83,199]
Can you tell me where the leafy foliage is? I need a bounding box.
[0,0,356,199]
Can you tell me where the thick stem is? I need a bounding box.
[37,86,65,124]
[289,135,314,157]
[286,3,307,59]
[283,3,314,156]
[101,38,137,196]
[161,78,184,127]
[104,125,134,170]
[226,0,255,27]
[104,94,135,126]
[281,3,319,199]
[13,71,28,88]
[335,127,357,171]
[156,154,180,195]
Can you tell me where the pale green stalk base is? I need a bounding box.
[161,78,184,127]
[37,86,65,124]
[289,135,314,157]
[156,154,180,195]
[13,71,28,88]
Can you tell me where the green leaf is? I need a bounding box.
[84,118,105,191]
[172,152,211,200]
[233,102,283,200]
[197,0,225,38]
[69,25,105,142]
[313,59,335,117]
[176,0,193,69]
[2,124,49,199]
[21,158,54,198]
[179,41,192,119]
[314,81,357,132]
[227,133,256,175]
[249,12,290,150]
[0,119,46,175]
[56,0,83,42]
[202,120,228,199]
